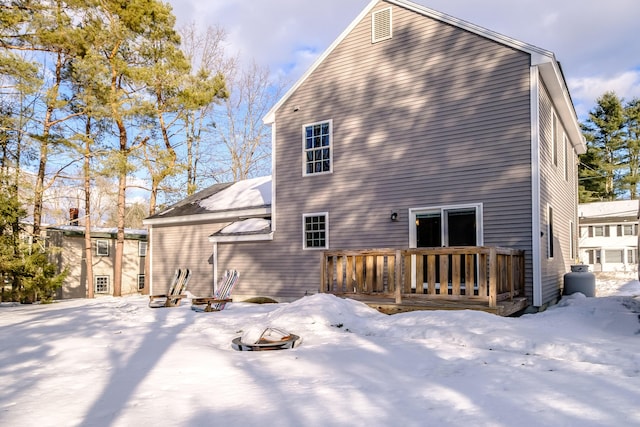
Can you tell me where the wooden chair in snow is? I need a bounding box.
[191,269,239,312]
[149,268,191,308]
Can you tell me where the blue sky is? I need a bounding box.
[167,0,640,122]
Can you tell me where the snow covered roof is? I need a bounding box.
[198,175,271,211]
[579,200,640,223]
[144,175,272,226]
[209,218,274,243]
[46,225,147,239]
[217,218,271,235]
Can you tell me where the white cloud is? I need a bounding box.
[569,70,640,119]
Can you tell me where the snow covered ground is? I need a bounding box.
[1,276,639,427]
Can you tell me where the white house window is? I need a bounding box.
[95,276,110,294]
[552,111,558,166]
[589,225,608,237]
[564,133,569,181]
[303,120,332,175]
[619,224,638,236]
[605,249,623,263]
[138,274,145,291]
[303,213,328,249]
[628,249,637,264]
[569,221,575,260]
[139,241,147,257]
[547,205,554,259]
[96,240,109,256]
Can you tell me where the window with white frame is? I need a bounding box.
[564,133,569,181]
[95,276,110,294]
[303,213,328,249]
[547,205,554,259]
[605,249,623,263]
[138,241,147,257]
[619,224,638,236]
[628,249,637,264]
[96,240,109,256]
[303,120,332,175]
[137,274,145,291]
[552,111,558,166]
[589,225,608,237]
[569,221,575,260]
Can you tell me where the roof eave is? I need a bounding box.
[143,207,271,226]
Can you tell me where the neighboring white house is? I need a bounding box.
[578,200,639,273]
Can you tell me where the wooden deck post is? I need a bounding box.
[489,247,497,307]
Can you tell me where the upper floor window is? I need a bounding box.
[564,133,569,181]
[551,111,558,166]
[96,240,109,256]
[619,224,638,236]
[303,120,332,175]
[139,241,147,257]
[547,205,554,259]
[303,213,328,249]
[588,226,609,237]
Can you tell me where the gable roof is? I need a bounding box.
[143,175,272,226]
[263,0,585,153]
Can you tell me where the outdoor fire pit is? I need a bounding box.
[232,327,301,351]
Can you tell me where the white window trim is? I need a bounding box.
[137,274,145,291]
[569,220,575,261]
[563,132,569,181]
[547,205,554,259]
[551,110,558,166]
[302,212,329,250]
[408,203,484,248]
[302,119,333,177]
[95,275,110,294]
[138,241,147,257]
[96,240,109,257]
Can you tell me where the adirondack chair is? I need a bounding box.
[191,269,239,312]
[149,268,191,308]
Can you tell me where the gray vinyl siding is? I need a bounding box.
[150,222,227,296]
[538,80,580,305]
[262,1,535,298]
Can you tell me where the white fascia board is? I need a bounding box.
[209,232,274,243]
[142,207,271,226]
[538,62,586,155]
[262,0,379,124]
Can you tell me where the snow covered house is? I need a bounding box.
[578,200,639,273]
[144,0,585,313]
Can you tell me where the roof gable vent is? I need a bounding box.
[372,7,392,43]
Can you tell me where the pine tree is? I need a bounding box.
[580,92,625,201]
[622,98,640,199]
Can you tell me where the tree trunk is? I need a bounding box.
[84,120,94,298]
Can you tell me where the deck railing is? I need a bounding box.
[321,247,525,308]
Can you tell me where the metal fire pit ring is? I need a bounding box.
[232,334,301,351]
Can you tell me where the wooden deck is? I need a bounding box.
[321,247,527,317]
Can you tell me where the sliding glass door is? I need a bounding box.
[410,204,483,293]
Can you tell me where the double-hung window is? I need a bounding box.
[96,240,109,256]
[303,120,332,175]
[303,213,328,249]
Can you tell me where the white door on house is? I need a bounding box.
[409,204,483,292]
